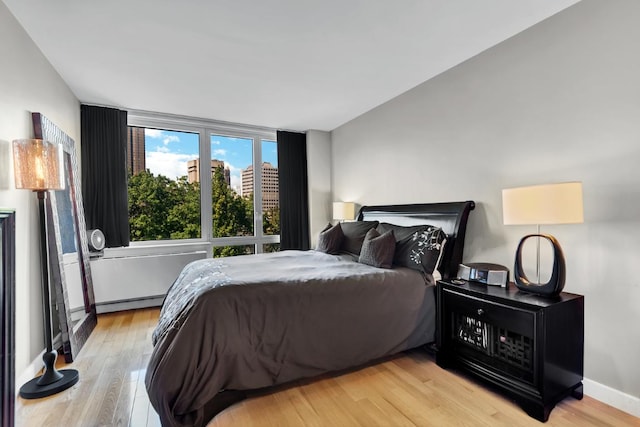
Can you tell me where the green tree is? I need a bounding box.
[263,206,280,253]
[128,166,281,256]
[211,166,252,257]
[128,170,174,240]
[128,170,200,241]
[263,206,280,235]
[167,176,201,239]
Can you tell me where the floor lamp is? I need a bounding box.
[12,139,79,399]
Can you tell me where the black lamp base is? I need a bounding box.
[514,233,566,297]
[19,350,79,399]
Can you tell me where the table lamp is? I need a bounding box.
[12,138,80,398]
[332,202,355,222]
[502,182,583,296]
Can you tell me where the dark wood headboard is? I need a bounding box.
[358,201,475,279]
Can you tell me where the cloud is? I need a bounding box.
[230,177,241,193]
[163,135,180,145]
[146,149,197,180]
[224,162,243,192]
[143,131,251,190]
[145,129,180,146]
[212,148,227,158]
[145,129,164,139]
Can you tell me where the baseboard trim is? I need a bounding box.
[15,349,45,397]
[95,295,164,314]
[584,377,640,418]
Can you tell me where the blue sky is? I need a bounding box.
[144,129,277,190]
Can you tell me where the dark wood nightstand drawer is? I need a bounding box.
[443,288,535,338]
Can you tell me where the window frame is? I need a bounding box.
[125,110,279,255]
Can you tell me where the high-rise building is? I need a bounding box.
[241,162,279,211]
[187,159,230,185]
[127,126,146,175]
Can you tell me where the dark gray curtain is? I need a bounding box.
[277,131,310,250]
[80,105,130,247]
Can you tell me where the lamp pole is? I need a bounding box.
[536,224,541,285]
[33,190,63,386]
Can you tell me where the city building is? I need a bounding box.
[127,126,146,175]
[241,162,279,211]
[187,159,230,185]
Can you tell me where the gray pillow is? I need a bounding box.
[377,223,447,274]
[358,228,395,269]
[316,223,344,254]
[339,221,379,256]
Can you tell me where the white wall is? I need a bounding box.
[0,3,80,376]
[306,130,332,248]
[331,0,640,413]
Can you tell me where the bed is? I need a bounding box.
[145,201,475,427]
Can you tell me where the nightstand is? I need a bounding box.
[436,279,584,422]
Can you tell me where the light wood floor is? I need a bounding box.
[16,308,640,427]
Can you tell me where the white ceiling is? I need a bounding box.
[4,0,580,132]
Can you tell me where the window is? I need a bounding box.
[126,112,279,256]
[261,139,280,252]
[127,127,201,241]
[210,134,254,239]
[208,134,280,256]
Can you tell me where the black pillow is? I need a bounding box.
[377,223,447,274]
[316,223,344,254]
[339,221,379,256]
[358,228,395,269]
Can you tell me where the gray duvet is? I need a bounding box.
[145,250,436,427]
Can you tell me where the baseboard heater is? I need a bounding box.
[91,250,206,310]
[95,294,166,314]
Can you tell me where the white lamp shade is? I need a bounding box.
[12,139,65,191]
[332,202,356,221]
[502,182,583,225]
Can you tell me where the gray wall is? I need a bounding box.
[332,0,640,405]
[0,2,80,377]
[307,130,332,248]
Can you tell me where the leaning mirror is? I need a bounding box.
[33,112,97,362]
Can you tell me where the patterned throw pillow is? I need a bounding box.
[338,221,379,256]
[405,226,446,274]
[316,223,344,254]
[377,223,447,274]
[358,228,396,269]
